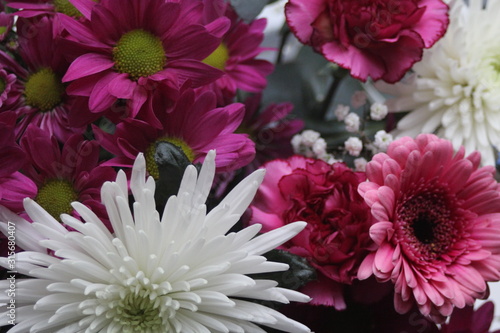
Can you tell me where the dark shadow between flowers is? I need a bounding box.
[265,277,440,333]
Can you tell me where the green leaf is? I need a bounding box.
[250,249,317,290]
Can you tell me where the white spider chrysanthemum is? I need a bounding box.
[376,0,500,165]
[0,151,311,333]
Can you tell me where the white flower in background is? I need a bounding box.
[372,130,393,153]
[334,104,350,121]
[369,102,388,121]
[312,138,327,156]
[0,152,311,333]
[344,113,360,133]
[354,157,368,172]
[376,0,500,166]
[344,137,363,156]
[300,129,321,146]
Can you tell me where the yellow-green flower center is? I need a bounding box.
[113,29,166,81]
[0,26,7,35]
[145,137,195,179]
[24,68,65,112]
[53,0,83,17]
[0,78,5,94]
[202,43,229,70]
[35,179,78,220]
[113,292,163,332]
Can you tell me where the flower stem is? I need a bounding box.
[316,67,348,120]
[276,25,290,64]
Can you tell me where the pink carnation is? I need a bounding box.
[285,0,449,83]
[249,156,374,309]
[357,134,500,322]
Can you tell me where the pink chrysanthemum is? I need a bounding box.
[285,0,449,83]
[199,2,274,104]
[249,156,374,309]
[94,89,255,176]
[61,0,229,121]
[17,125,116,230]
[0,16,87,141]
[357,134,500,322]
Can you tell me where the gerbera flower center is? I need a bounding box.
[113,29,166,81]
[0,26,6,35]
[202,43,229,70]
[24,67,65,112]
[35,179,78,220]
[145,137,195,179]
[397,188,459,259]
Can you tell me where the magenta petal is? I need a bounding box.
[169,59,224,87]
[63,53,114,82]
[69,0,97,20]
[107,73,136,99]
[88,72,120,112]
[300,274,346,309]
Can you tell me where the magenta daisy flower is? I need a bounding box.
[0,112,34,214]
[5,0,96,18]
[94,89,255,177]
[0,16,86,141]
[357,134,500,322]
[199,4,274,104]
[0,12,13,41]
[0,53,23,113]
[213,94,303,197]
[61,0,229,119]
[18,125,116,230]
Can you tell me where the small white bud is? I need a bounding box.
[354,157,368,172]
[334,104,350,121]
[370,102,388,121]
[344,137,363,156]
[344,113,360,133]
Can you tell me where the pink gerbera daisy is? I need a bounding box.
[94,89,255,177]
[17,125,116,230]
[60,0,229,120]
[357,134,500,322]
[0,16,87,141]
[199,2,274,104]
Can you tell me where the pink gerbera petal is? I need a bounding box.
[358,134,500,322]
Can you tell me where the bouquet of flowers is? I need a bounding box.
[0,0,500,332]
